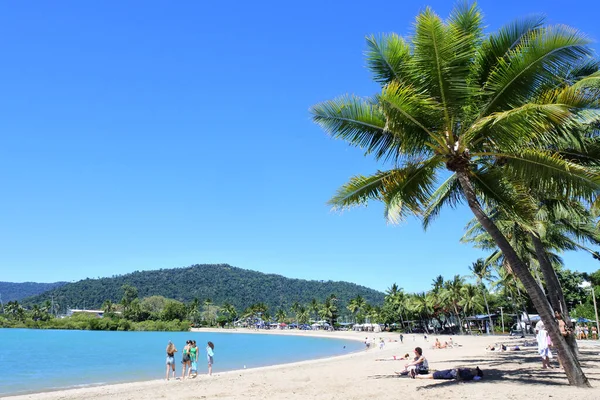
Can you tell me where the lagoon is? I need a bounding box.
[0,329,362,396]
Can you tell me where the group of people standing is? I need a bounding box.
[165,340,215,380]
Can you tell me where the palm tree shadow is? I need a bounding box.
[370,374,408,379]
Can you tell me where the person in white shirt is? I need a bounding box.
[535,321,553,369]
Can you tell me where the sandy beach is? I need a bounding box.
[7,329,600,400]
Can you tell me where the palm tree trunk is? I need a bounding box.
[453,305,464,334]
[531,233,579,357]
[482,289,494,334]
[457,172,590,387]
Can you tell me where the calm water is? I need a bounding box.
[0,329,362,396]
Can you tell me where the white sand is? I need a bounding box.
[7,329,600,399]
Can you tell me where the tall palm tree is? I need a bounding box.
[275,308,287,323]
[310,298,320,322]
[221,302,237,326]
[469,259,495,333]
[460,284,485,334]
[347,295,366,323]
[406,292,432,333]
[442,275,465,334]
[311,3,600,385]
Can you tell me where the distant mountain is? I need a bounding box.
[0,281,67,302]
[22,264,385,313]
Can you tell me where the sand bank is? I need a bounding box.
[7,329,600,399]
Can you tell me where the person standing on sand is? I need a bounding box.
[181,340,191,379]
[399,333,403,343]
[165,341,177,380]
[206,341,215,376]
[189,340,198,378]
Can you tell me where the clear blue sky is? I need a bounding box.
[1,1,599,293]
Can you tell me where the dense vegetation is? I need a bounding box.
[20,264,384,314]
[0,281,67,302]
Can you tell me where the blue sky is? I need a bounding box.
[1,0,599,293]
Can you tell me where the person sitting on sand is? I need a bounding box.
[433,338,441,349]
[395,347,429,378]
[415,367,483,381]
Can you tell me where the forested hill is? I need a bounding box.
[0,281,67,302]
[22,264,384,312]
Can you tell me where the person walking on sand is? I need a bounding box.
[535,321,553,369]
[165,341,177,380]
[181,340,192,379]
[399,333,403,344]
[206,341,215,376]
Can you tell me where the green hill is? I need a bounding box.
[22,264,384,313]
[0,281,67,302]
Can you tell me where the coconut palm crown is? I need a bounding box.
[311,4,600,224]
[311,2,600,387]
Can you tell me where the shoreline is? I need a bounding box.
[6,330,600,399]
[3,328,373,399]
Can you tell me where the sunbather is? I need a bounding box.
[416,367,483,381]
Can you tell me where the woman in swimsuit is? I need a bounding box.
[189,340,198,378]
[165,341,177,380]
[181,340,191,379]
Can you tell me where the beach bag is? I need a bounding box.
[191,361,197,371]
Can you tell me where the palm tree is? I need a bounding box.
[311,3,599,386]
[460,284,485,334]
[221,302,237,326]
[384,284,407,327]
[309,298,320,322]
[275,308,287,323]
[442,275,465,334]
[347,295,366,323]
[296,306,310,325]
[406,292,432,333]
[469,259,495,333]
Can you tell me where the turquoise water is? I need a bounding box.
[0,329,361,396]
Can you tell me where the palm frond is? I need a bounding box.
[469,167,537,225]
[310,95,398,161]
[412,7,477,132]
[467,103,576,150]
[365,34,411,86]
[474,15,546,86]
[327,170,396,210]
[381,159,442,224]
[422,172,462,229]
[500,149,600,201]
[378,81,445,152]
[482,25,592,115]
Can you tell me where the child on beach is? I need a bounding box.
[206,341,215,376]
[165,341,177,380]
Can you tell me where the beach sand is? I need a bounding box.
[7,329,600,399]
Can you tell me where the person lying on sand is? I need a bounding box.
[415,367,483,381]
[375,353,410,361]
[485,343,507,352]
